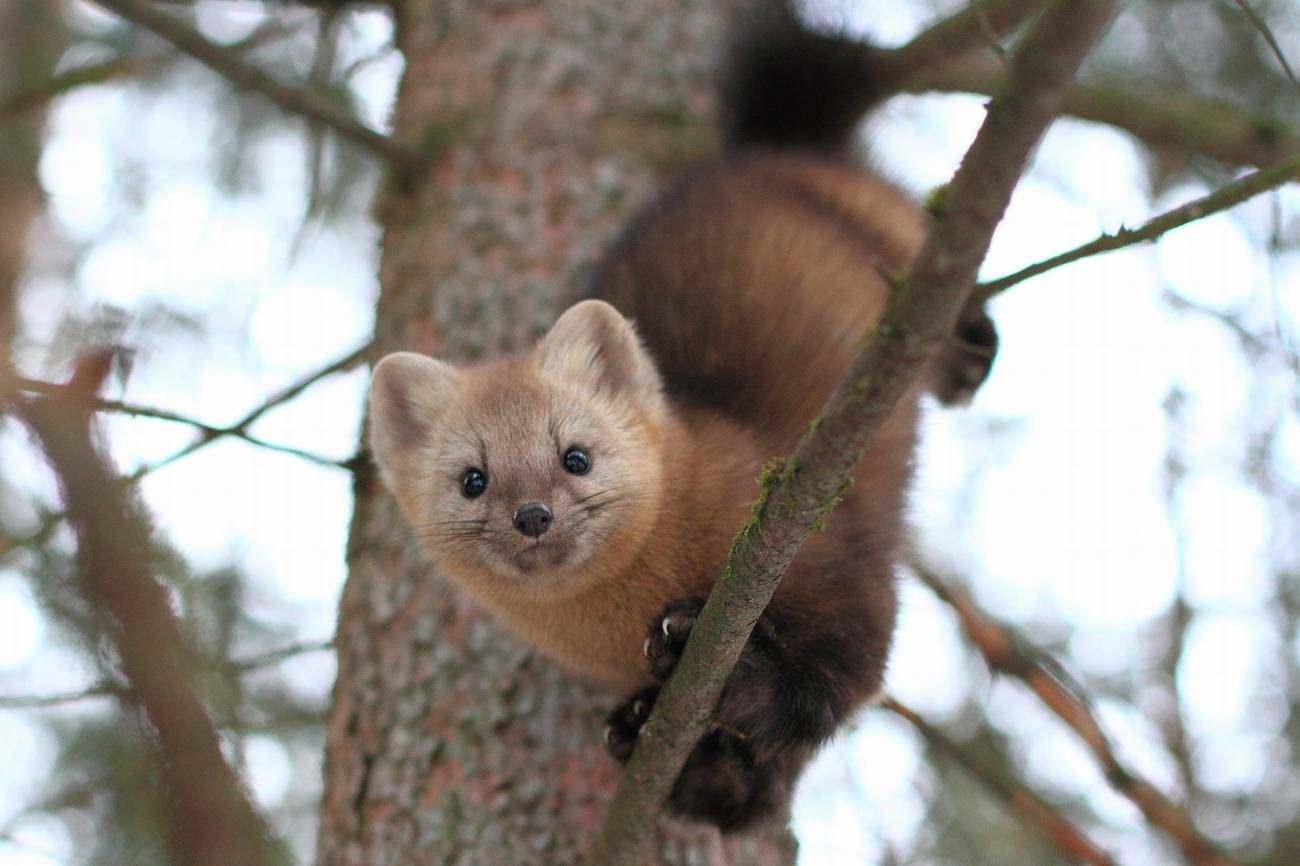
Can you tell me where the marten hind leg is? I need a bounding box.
[603,597,870,830]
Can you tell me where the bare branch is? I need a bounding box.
[588,3,1116,863]
[5,365,275,866]
[912,54,1300,169]
[142,340,371,472]
[1229,0,1300,92]
[88,0,422,170]
[974,153,1300,301]
[883,698,1116,866]
[0,56,145,120]
[0,638,334,710]
[0,16,302,122]
[909,556,1239,866]
[0,343,370,564]
[876,0,1042,85]
[13,375,349,468]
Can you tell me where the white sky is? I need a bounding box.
[1,2,1297,865]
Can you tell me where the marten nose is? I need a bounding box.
[513,502,553,538]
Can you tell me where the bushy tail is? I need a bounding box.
[720,0,889,154]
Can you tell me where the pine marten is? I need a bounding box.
[367,0,996,831]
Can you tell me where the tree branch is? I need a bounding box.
[912,54,1300,169]
[4,363,275,866]
[875,0,1043,86]
[141,340,371,472]
[12,374,349,468]
[974,153,1300,301]
[0,343,370,564]
[89,0,422,170]
[1229,0,1300,92]
[883,698,1116,866]
[588,3,1116,863]
[0,638,334,710]
[0,56,145,120]
[908,556,1239,866]
[0,16,302,122]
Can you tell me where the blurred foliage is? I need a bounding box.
[1091,0,1300,187]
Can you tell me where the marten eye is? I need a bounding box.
[462,468,488,498]
[562,447,590,475]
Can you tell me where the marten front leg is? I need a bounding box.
[604,597,853,830]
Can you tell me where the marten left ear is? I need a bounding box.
[536,300,664,410]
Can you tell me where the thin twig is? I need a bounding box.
[0,343,371,564]
[0,638,333,709]
[588,4,1116,863]
[912,54,1299,168]
[1229,0,1300,92]
[89,0,422,171]
[974,153,1300,301]
[908,556,1239,866]
[143,341,371,472]
[13,375,348,468]
[5,358,275,866]
[883,698,1116,866]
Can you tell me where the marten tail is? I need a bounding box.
[720,0,889,154]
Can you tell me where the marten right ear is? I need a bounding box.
[368,352,459,485]
[535,300,664,412]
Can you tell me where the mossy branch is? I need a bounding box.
[587,3,1117,863]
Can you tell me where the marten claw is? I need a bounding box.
[604,686,658,764]
[645,598,704,681]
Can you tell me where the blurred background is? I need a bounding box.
[0,1,1297,864]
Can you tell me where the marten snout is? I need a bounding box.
[513,502,554,538]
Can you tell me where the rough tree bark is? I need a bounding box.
[316,1,795,863]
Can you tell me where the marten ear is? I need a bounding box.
[536,300,664,409]
[368,352,460,485]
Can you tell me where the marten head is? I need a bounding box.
[368,300,668,599]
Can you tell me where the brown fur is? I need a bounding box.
[368,0,996,831]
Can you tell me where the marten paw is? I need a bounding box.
[644,598,704,681]
[668,729,782,831]
[933,307,998,405]
[604,686,658,764]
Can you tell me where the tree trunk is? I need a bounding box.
[315,1,796,863]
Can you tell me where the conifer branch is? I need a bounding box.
[884,698,1116,866]
[909,557,1239,866]
[3,357,277,866]
[89,0,422,170]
